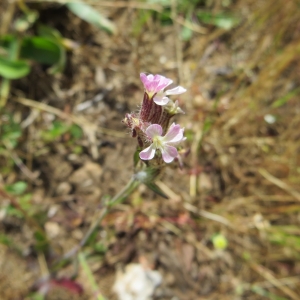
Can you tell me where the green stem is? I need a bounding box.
[53,177,140,269]
[78,253,106,300]
[0,78,11,108]
[0,37,21,108]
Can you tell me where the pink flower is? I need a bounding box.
[139,123,185,163]
[140,73,186,106]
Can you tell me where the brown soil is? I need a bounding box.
[1,0,300,299]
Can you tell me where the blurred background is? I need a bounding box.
[0,0,300,299]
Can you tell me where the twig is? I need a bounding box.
[171,0,184,83]
[14,97,125,138]
[0,0,16,35]
[258,168,300,202]
[172,16,207,34]
[184,202,233,228]
[21,0,163,12]
[251,263,299,300]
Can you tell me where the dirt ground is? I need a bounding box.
[1,0,300,299]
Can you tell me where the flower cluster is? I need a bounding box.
[124,73,186,164]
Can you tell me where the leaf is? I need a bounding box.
[66,2,117,34]
[5,181,28,195]
[41,120,70,141]
[1,114,22,147]
[36,26,67,74]
[70,124,83,139]
[0,35,15,50]
[47,43,66,74]
[272,87,300,108]
[145,182,168,199]
[197,12,240,30]
[37,24,62,39]
[0,55,30,79]
[181,26,193,41]
[20,37,61,65]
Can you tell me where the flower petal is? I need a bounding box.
[140,73,152,92]
[139,144,156,160]
[156,77,173,92]
[153,95,170,106]
[140,73,173,94]
[163,123,184,143]
[145,124,163,138]
[166,86,186,95]
[161,145,178,163]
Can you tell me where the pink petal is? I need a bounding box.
[149,79,160,93]
[140,73,148,85]
[145,124,163,138]
[161,145,178,163]
[156,77,173,92]
[139,144,156,160]
[164,123,184,143]
[140,73,153,91]
[166,86,186,95]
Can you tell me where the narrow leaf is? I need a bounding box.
[66,2,117,34]
[197,12,240,30]
[272,87,300,108]
[145,182,168,199]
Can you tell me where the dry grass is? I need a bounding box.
[1,0,300,299]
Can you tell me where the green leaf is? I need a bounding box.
[28,293,45,300]
[145,182,168,199]
[37,24,62,39]
[0,234,12,246]
[181,26,193,41]
[41,120,70,141]
[5,181,28,195]
[197,12,240,30]
[66,2,117,34]
[70,124,83,139]
[272,87,300,108]
[0,114,22,148]
[47,43,66,74]
[0,55,30,79]
[20,36,61,65]
[35,26,67,74]
[34,230,49,253]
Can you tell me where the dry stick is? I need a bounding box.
[21,0,163,12]
[0,0,16,35]
[258,168,300,202]
[251,263,299,300]
[14,97,125,138]
[171,0,184,84]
